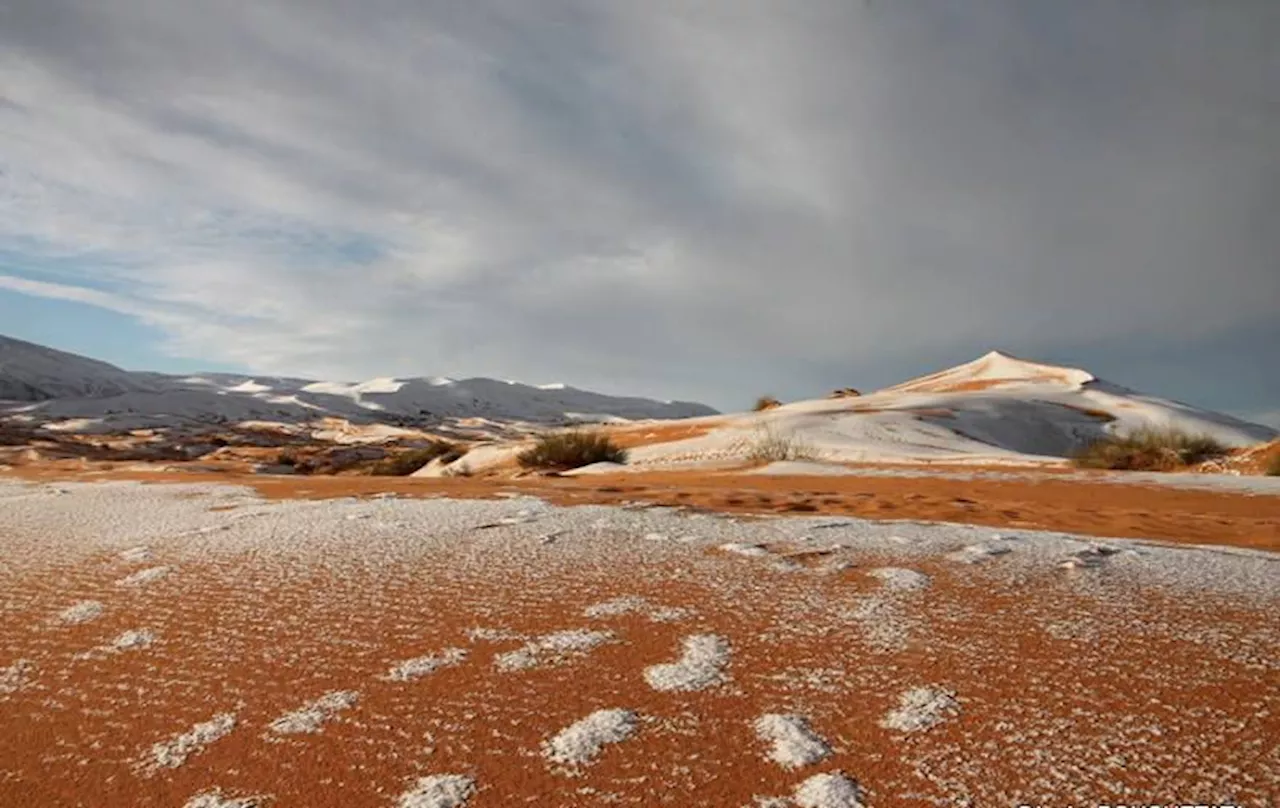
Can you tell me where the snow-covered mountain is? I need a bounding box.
[550,350,1276,471]
[0,335,717,431]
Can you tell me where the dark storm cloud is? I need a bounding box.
[0,0,1276,410]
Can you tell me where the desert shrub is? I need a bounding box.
[517,429,628,470]
[1266,453,1280,477]
[276,449,298,466]
[741,421,819,463]
[753,395,782,412]
[443,461,473,478]
[1070,427,1229,471]
[368,441,464,476]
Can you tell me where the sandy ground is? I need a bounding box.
[1,475,1278,807]
[5,462,1279,552]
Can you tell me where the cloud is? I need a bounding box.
[0,0,1277,408]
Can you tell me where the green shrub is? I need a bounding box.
[1071,427,1229,471]
[753,395,782,412]
[517,429,628,470]
[368,441,464,476]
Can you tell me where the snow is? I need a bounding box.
[1,659,35,695]
[753,713,832,769]
[644,634,731,691]
[793,772,865,808]
[611,351,1276,471]
[145,713,237,771]
[543,708,638,766]
[109,629,156,651]
[56,600,104,624]
[1,335,715,431]
[267,690,359,734]
[395,774,476,808]
[880,686,960,732]
[495,629,614,671]
[385,648,467,681]
[184,792,261,808]
[866,567,930,591]
[115,565,172,586]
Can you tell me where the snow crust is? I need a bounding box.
[644,634,731,691]
[395,774,476,808]
[543,708,638,766]
[753,713,832,768]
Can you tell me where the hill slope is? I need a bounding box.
[518,351,1275,472]
[0,335,716,431]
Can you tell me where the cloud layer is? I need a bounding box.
[1,1,1277,408]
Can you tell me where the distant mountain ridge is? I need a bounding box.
[0,334,717,430]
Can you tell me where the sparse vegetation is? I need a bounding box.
[1070,427,1230,472]
[517,429,628,470]
[368,441,464,476]
[741,421,819,463]
[1266,453,1280,477]
[753,395,782,412]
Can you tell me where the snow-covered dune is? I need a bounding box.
[611,351,1273,470]
[0,334,716,432]
[442,351,1272,473]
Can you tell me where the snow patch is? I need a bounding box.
[866,567,930,591]
[720,542,770,557]
[56,600,103,625]
[143,713,236,772]
[115,565,172,586]
[495,629,614,672]
[395,774,476,808]
[1,659,35,695]
[109,629,156,652]
[753,713,832,769]
[184,791,262,808]
[119,546,154,563]
[385,648,467,681]
[644,634,731,691]
[543,708,638,767]
[268,690,359,735]
[793,772,865,808]
[880,686,959,732]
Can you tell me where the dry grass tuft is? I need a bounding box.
[368,442,464,476]
[1071,427,1229,472]
[517,429,628,471]
[753,395,782,412]
[740,421,819,463]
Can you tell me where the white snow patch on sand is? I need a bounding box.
[109,629,156,652]
[395,774,476,808]
[720,542,770,557]
[583,596,649,618]
[880,686,959,732]
[794,772,865,808]
[946,543,1013,564]
[184,791,262,808]
[583,596,688,623]
[753,713,832,769]
[385,648,467,681]
[268,690,359,735]
[465,627,525,643]
[144,713,236,772]
[115,565,172,587]
[867,567,930,591]
[543,708,638,767]
[495,629,613,672]
[1,659,35,695]
[644,634,731,691]
[119,546,154,563]
[56,600,104,625]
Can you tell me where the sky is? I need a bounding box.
[0,0,1276,422]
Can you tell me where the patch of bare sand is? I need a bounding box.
[1,544,1275,807]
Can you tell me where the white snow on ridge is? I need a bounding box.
[268,690,359,735]
[143,713,236,772]
[610,350,1277,472]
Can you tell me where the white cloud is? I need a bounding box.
[0,1,1277,407]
